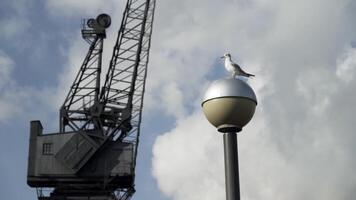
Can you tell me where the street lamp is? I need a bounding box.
[202,78,257,200]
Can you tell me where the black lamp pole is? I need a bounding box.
[223,132,240,200]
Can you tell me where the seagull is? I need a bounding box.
[221,53,255,78]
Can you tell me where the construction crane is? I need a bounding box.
[27,0,156,199]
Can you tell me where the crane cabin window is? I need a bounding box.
[43,143,53,155]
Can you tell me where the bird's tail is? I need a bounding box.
[247,73,255,77]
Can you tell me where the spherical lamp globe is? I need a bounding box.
[202,78,257,133]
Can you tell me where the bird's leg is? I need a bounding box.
[232,71,236,78]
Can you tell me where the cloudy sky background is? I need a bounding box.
[1,0,356,199]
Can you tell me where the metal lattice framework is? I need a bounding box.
[100,0,156,161]
[36,0,157,199]
[60,35,104,133]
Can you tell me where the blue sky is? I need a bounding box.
[1,0,356,200]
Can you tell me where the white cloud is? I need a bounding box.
[336,46,356,82]
[0,51,14,89]
[152,112,225,200]
[0,17,31,39]
[151,0,356,200]
[160,82,186,119]
[46,0,121,17]
[0,50,55,123]
[0,51,19,122]
[0,0,31,40]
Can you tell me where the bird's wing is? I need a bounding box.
[239,67,249,74]
[231,62,242,70]
[232,62,255,76]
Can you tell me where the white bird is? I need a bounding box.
[221,53,255,78]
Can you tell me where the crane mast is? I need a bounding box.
[59,22,106,133]
[27,0,157,199]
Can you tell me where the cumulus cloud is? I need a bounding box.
[0,0,31,39]
[0,17,30,39]
[0,51,14,88]
[0,51,53,123]
[160,82,186,119]
[336,47,356,82]
[152,112,225,200]
[151,0,356,200]
[0,51,18,122]
[46,0,121,17]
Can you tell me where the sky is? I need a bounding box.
[0,0,356,200]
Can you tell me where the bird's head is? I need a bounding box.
[221,53,231,59]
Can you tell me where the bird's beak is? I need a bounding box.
[220,56,225,59]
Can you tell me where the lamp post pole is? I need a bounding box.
[202,77,257,200]
[223,132,240,200]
